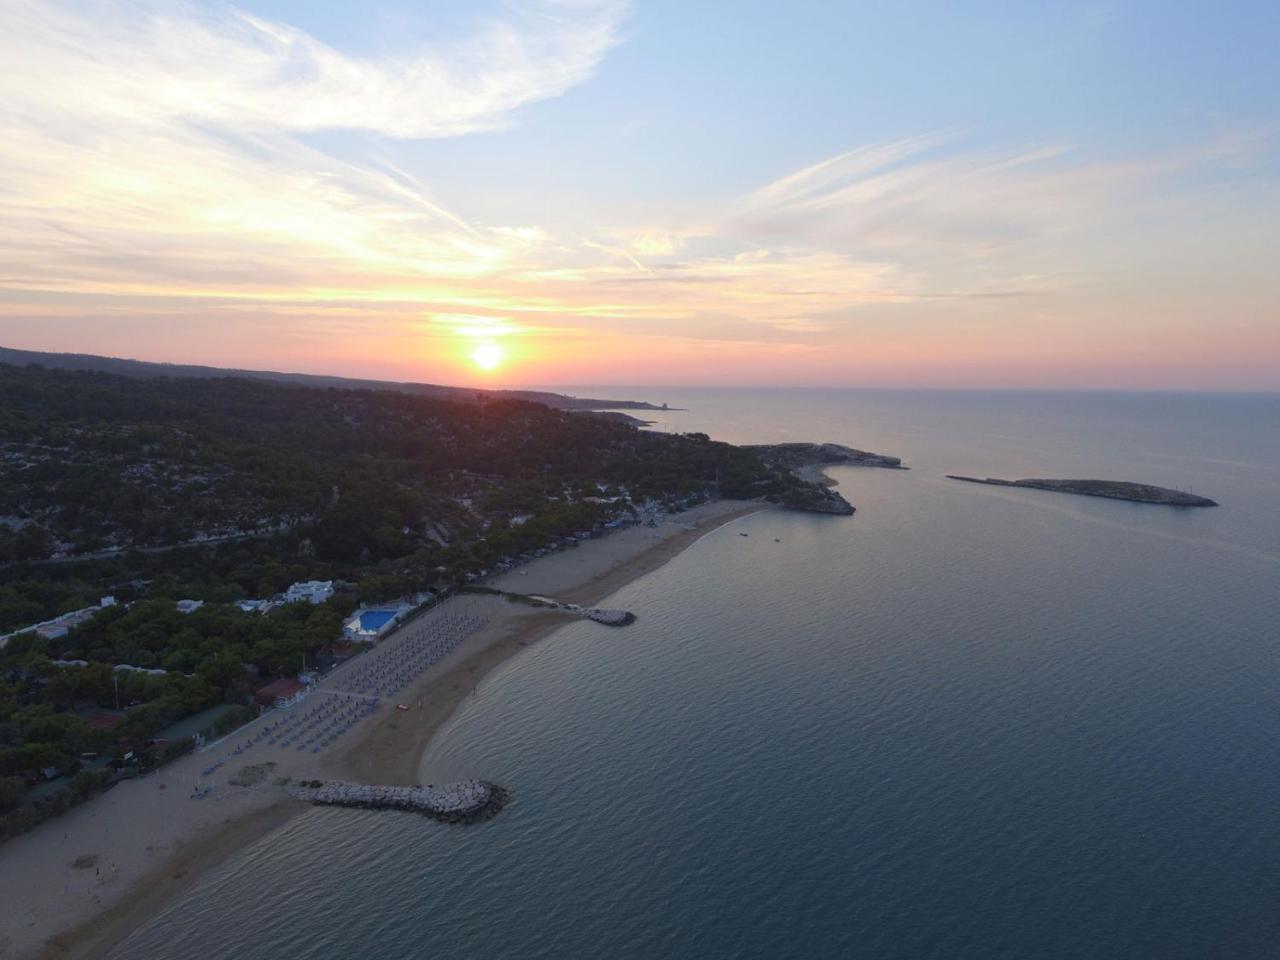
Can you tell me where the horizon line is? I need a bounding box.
[2,344,1278,399]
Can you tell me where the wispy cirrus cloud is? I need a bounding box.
[730,130,1269,260]
[0,0,1274,388]
[0,0,629,300]
[1,0,628,137]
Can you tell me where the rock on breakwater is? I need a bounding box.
[479,588,638,626]
[289,779,510,823]
[586,608,636,626]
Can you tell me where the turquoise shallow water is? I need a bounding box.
[112,390,1280,960]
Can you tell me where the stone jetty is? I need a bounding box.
[586,608,636,626]
[289,779,509,823]
[514,593,636,626]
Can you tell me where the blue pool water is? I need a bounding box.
[358,609,398,633]
[112,390,1280,960]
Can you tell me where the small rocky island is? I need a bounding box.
[749,442,906,515]
[947,476,1217,507]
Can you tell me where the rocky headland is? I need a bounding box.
[748,442,906,515]
[946,476,1218,507]
[747,442,905,473]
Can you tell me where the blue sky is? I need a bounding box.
[266,1,1280,200]
[0,0,1276,388]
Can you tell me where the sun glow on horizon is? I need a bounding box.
[0,3,1277,391]
[470,341,506,372]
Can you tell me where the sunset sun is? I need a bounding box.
[470,342,505,372]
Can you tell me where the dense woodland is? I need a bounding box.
[0,362,812,624]
[0,361,824,827]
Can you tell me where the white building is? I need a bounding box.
[113,663,167,676]
[2,603,108,647]
[175,599,205,614]
[285,580,334,604]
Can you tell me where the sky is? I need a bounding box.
[0,0,1277,390]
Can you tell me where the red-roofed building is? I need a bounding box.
[82,710,125,731]
[255,677,306,708]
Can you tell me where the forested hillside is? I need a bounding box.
[0,361,851,834]
[0,362,818,629]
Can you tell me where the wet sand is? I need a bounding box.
[332,498,767,787]
[2,498,765,960]
[31,799,302,960]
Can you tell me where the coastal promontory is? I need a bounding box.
[745,442,905,473]
[947,476,1218,507]
[746,442,906,515]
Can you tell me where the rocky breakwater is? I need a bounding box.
[585,608,636,626]
[289,779,510,823]
[947,476,1218,507]
[518,594,637,626]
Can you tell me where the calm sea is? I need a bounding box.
[111,390,1280,960]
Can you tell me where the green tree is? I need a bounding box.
[0,775,25,812]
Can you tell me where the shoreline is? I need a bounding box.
[795,463,839,487]
[330,498,768,788]
[4,498,767,960]
[34,798,303,960]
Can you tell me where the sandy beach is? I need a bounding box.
[0,498,764,960]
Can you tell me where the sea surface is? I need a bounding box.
[111,390,1280,960]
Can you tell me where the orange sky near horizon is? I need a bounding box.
[1,2,1278,393]
[5,293,1276,393]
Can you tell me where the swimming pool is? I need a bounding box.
[357,609,398,633]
